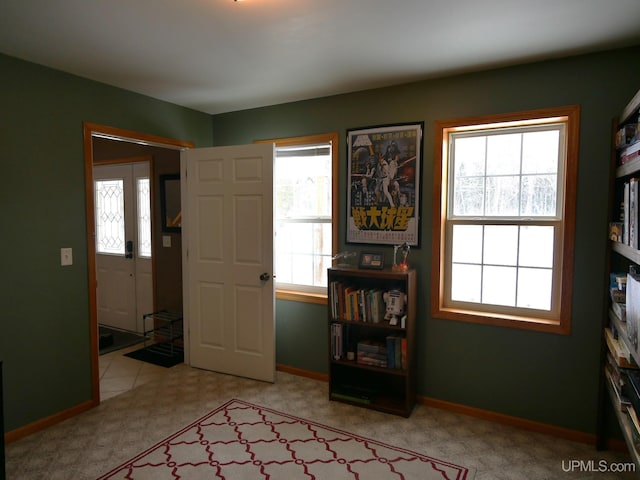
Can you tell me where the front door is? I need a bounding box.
[182,144,275,382]
[94,162,153,333]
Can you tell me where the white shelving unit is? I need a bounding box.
[599,87,640,468]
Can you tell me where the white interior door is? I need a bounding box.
[94,162,153,333]
[182,144,275,382]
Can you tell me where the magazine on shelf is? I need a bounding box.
[626,273,640,360]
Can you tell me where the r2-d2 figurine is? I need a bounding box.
[383,289,407,326]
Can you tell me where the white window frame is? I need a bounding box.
[257,133,339,305]
[431,106,580,334]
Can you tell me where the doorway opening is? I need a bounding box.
[83,122,193,403]
[94,160,152,335]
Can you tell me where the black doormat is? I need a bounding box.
[124,345,184,368]
[99,326,145,355]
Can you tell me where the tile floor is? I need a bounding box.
[99,345,169,400]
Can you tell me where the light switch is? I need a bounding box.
[61,247,73,266]
[163,235,172,248]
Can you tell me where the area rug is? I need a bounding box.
[124,345,183,368]
[96,399,473,480]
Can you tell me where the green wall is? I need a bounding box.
[0,53,212,431]
[3,45,640,438]
[214,45,640,434]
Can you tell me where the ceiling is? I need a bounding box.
[2,0,640,115]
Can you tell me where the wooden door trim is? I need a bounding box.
[83,122,193,405]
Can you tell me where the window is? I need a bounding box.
[137,177,151,258]
[258,133,339,304]
[95,178,125,255]
[94,170,152,259]
[431,106,579,333]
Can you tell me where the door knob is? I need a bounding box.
[125,240,133,259]
[260,272,271,281]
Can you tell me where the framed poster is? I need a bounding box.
[346,122,423,246]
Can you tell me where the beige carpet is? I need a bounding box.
[5,363,636,479]
[96,399,472,479]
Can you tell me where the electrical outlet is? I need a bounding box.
[61,247,73,266]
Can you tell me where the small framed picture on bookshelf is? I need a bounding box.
[359,252,384,269]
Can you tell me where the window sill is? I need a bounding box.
[276,289,327,305]
[432,306,569,335]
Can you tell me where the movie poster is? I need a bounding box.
[346,123,422,246]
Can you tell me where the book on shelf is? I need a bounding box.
[620,178,640,248]
[632,178,639,249]
[331,322,343,360]
[401,337,407,368]
[338,282,346,320]
[371,289,385,323]
[346,286,359,322]
[617,124,638,149]
[621,141,640,166]
[386,335,405,369]
[331,322,354,360]
[627,273,640,360]
[357,339,386,353]
[330,392,371,405]
[611,287,627,304]
[330,384,377,404]
[625,181,630,245]
[606,363,632,412]
[345,286,357,321]
[357,340,387,367]
[329,281,337,319]
[611,272,627,304]
[358,356,387,368]
[623,369,640,419]
[610,274,627,322]
[386,335,397,369]
[605,328,637,369]
[612,300,627,322]
[607,351,629,384]
[627,406,640,450]
[328,280,397,325]
[606,350,638,413]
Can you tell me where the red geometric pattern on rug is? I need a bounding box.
[97,399,472,479]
